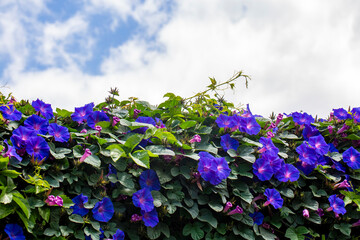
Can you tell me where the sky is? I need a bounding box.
[1,0,360,118]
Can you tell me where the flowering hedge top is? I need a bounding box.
[0,81,359,240]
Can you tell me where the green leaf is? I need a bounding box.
[0,203,14,219]
[180,120,197,129]
[0,156,9,169]
[240,137,262,147]
[285,228,298,240]
[260,227,277,240]
[59,195,74,208]
[84,155,101,168]
[39,207,50,222]
[106,144,126,162]
[196,142,218,155]
[279,187,294,198]
[198,208,218,228]
[146,145,175,156]
[55,108,72,118]
[346,134,360,140]
[183,222,204,240]
[12,192,31,218]
[124,134,143,152]
[184,202,199,219]
[334,223,351,236]
[130,150,150,169]
[0,191,12,204]
[69,214,84,223]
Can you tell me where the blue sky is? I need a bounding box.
[1,0,360,118]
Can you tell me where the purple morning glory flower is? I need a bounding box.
[342,147,360,169]
[296,142,318,165]
[0,105,22,121]
[25,136,50,161]
[87,111,110,129]
[239,116,261,135]
[92,197,114,222]
[333,108,351,120]
[10,126,37,149]
[308,135,329,155]
[155,117,165,129]
[302,124,320,140]
[262,151,283,173]
[275,163,300,182]
[71,194,89,216]
[113,229,125,240]
[264,188,283,209]
[331,160,346,173]
[3,140,22,162]
[220,134,239,151]
[132,188,154,212]
[133,116,157,133]
[139,169,161,191]
[4,223,25,240]
[215,114,235,129]
[249,212,264,225]
[291,112,314,125]
[258,137,279,155]
[48,123,70,143]
[253,157,273,181]
[328,195,346,215]
[24,114,49,135]
[351,107,360,122]
[32,99,54,119]
[71,102,94,123]
[296,161,315,175]
[197,152,230,185]
[141,208,159,228]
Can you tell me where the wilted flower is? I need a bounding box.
[266,131,275,138]
[133,109,141,118]
[92,197,114,222]
[132,188,154,212]
[139,169,161,191]
[316,208,324,217]
[4,223,25,240]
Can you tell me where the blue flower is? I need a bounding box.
[4,223,25,240]
[139,169,161,191]
[296,142,318,165]
[239,116,261,135]
[0,105,22,121]
[71,194,89,216]
[333,108,352,120]
[342,147,360,169]
[220,134,239,151]
[291,112,314,125]
[275,163,300,182]
[302,124,320,140]
[48,123,70,142]
[141,208,159,228]
[132,188,154,212]
[3,140,22,162]
[71,103,94,123]
[133,116,156,133]
[264,188,283,209]
[10,126,37,149]
[25,136,50,161]
[249,212,264,225]
[308,135,329,155]
[92,197,114,222]
[258,137,279,155]
[87,111,110,129]
[32,99,54,119]
[253,157,273,181]
[112,229,125,240]
[215,114,235,129]
[197,152,230,185]
[24,114,49,135]
[328,195,346,215]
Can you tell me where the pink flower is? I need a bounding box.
[328,125,333,134]
[303,209,309,218]
[133,109,141,118]
[227,205,243,215]
[334,179,351,189]
[223,202,232,213]
[46,195,63,206]
[131,214,142,222]
[266,131,275,138]
[275,113,283,125]
[80,148,92,163]
[54,196,63,207]
[190,135,201,143]
[112,116,120,126]
[80,129,87,134]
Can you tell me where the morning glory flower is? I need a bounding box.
[351,107,360,122]
[112,229,125,240]
[262,151,283,173]
[45,195,63,206]
[333,108,352,120]
[71,102,94,123]
[215,114,235,129]
[328,194,346,215]
[264,188,283,209]
[296,142,318,165]
[308,135,329,155]
[4,223,25,240]
[133,116,156,134]
[296,161,315,175]
[342,146,360,169]
[303,209,310,218]
[26,136,50,161]
[0,105,22,121]
[87,111,110,129]
[24,114,49,135]
[141,208,159,228]
[291,112,314,125]
[71,194,89,216]
[132,188,154,212]
[253,157,273,181]
[249,212,264,225]
[258,137,279,155]
[190,134,202,143]
[197,152,230,185]
[139,169,161,191]
[239,116,261,135]
[220,134,239,151]
[92,197,114,222]
[302,124,320,140]
[48,123,70,143]
[32,99,54,119]
[227,205,243,215]
[3,140,22,162]
[10,126,37,149]
[275,163,300,182]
